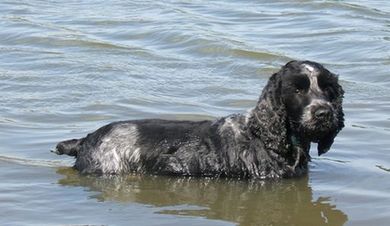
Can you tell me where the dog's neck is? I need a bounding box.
[284,121,312,175]
[245,109,311,178]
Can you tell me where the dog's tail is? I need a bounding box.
[52,138,84,157]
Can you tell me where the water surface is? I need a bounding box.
[1,0,389,225]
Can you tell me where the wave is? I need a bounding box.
[0,154,70,168]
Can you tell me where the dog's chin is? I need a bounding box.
[300,120,338,142]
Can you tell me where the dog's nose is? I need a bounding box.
[314,107,332,119]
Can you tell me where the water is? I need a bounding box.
[0,0,389,225]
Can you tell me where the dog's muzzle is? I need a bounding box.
[301,99,337,134]
[312,104,334,121]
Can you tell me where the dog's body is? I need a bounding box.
[55,60,344,179]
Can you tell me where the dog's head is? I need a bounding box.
[280,60,344,155]
[248,60,344,159]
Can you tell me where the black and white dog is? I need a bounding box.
[54,60,344,179]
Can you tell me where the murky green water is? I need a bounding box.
[1,0,389,225]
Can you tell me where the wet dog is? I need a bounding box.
[54,60,344,179]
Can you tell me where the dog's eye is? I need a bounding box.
[295,88,303,94]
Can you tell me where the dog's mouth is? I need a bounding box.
[302,122,336,143]
[298,103,338,140]
[294,114,337,142]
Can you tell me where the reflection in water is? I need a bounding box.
[57,168,347,226]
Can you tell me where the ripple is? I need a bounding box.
[376,165,390,173]
[0,155,68,168]
[0,0,390,225]
[231,48,291,61]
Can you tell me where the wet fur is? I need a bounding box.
[55,60,344,179]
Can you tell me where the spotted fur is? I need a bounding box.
[55,60,344,179]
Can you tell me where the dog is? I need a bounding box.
[54,60,344,179]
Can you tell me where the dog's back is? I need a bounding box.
[56,118,229,175]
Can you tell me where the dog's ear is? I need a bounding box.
[317,117,344,156]
[318,79,345,156]
[248,70,288,155]
[317,133,336,156]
